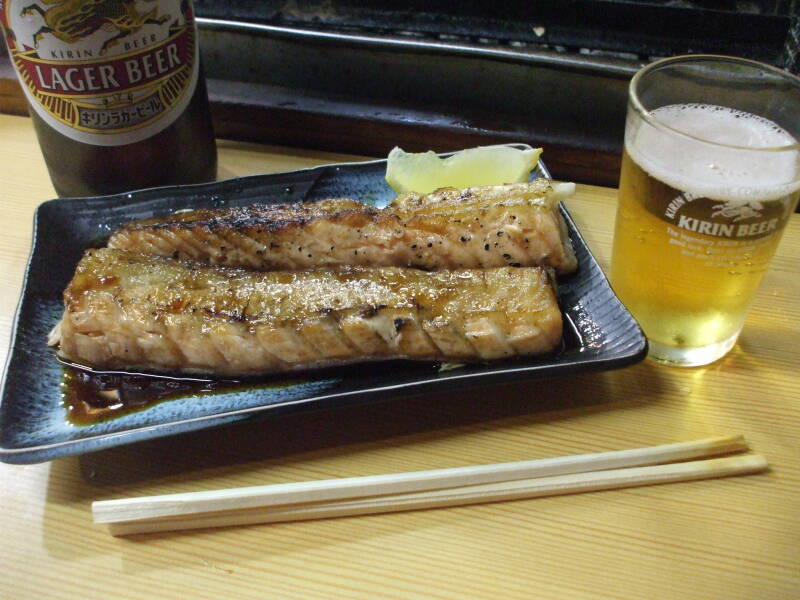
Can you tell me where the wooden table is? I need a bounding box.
[1,113,798,600]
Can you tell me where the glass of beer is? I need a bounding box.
[611,56,800,366]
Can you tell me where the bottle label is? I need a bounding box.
[1,0,199,146]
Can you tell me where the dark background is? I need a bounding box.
[1,0,798,186]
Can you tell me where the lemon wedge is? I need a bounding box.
[385,145,542,194]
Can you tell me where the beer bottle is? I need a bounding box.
[0,0,217,197]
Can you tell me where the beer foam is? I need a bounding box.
[626,104,800,202]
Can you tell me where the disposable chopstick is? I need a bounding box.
[104,454,768,536]
[94,436,747,525]
[93,435,746,525]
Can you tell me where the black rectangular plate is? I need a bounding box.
[0,149,646,463]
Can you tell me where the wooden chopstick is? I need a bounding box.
[94,435,754,534]
[103,454,768,536]
[94,435,746,525]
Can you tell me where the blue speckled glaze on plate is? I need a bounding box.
[0,146,647,463]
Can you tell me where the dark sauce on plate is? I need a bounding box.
[60,364,242,425]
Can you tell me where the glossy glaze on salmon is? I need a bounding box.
[51,249,563,376]
[107,181,578,275]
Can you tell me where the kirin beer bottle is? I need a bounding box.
[0,0,217,197]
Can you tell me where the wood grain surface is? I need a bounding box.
[0,114,797,600]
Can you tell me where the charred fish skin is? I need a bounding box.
[107,181,577,275]
[53,249,563,376]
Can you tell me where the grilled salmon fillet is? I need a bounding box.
[107,181,578,275]
[51,249,563,376]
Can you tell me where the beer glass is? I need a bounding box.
[611,56,800,366]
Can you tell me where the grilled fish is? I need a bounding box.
[107,181,578,275]
[51,249,563,376]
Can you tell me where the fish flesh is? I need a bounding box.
[51,249,563,376]
[107,181,578,275]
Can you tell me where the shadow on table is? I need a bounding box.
[41,361,669,562]
[82,363,669,486]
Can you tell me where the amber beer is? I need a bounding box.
[612,102,800,366]
[1,0,216,196]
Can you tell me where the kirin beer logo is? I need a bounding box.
[2,0,199,145]
[20,0,170,56]
[663,192,790,240]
